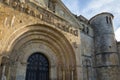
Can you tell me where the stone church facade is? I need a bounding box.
[0,0,120,80]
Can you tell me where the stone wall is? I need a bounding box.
[80,30,95,80]
[0,1,81,80]
[117,42,120,64]
[0,0,119,80]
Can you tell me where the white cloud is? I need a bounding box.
[80,0,120,30]
[61,0,80,14]
[81,0,120,41]
[62,0,120,41]
[115,28,120,41]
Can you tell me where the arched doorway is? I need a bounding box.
[25,52,49,80]
[3,24,77,80]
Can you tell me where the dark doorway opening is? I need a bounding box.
[25,52,49,80]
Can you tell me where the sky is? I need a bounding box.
[61,0,120,41]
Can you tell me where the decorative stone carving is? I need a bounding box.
[20,3,24,8]
[4,17,8,27]
[26,5,31,14]
[11,16,15,27]
[73,42,78,48]
[48,0,56,12]
[30,10,37,17]
[12,2,18,8]
[2,1,79,36]
[0,30,3,40]
[1,66,6,80]
[19,0,25,3]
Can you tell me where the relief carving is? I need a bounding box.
[3,15,16,28]
[19,0,25,3]
[11,16,16,27]
[73,42,78,48]
[30,10,37,17]
[0,30,3,40]
[19,2,25,11]
[25,5,31,14]
[2,1,79,36]
[12,2,18,8]
[37,14,43,19]
[4,17,8,27]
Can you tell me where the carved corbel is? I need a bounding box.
[12,2,18,8]
[19,2,25,11]
[74,30,78,36]
[37,14,43,20]
[25,5,31,14]
[30,10,37,17]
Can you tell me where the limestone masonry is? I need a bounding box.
[0,0,120,80]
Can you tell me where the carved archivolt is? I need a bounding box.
[3,24,76,68]
[2,0,78,36]
[1,24,77,80]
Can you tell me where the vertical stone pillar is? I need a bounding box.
[65,68,71,80]
[1,65,6,80]
[62,69,65,80]
[0,56,2,79]
[7,67,10,80]
[70,67,75,80]
[57,65,62,80]
[71,70,73,80]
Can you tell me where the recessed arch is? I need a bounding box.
[2,24,77,80]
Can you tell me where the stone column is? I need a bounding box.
[1,65,6,80]
[7,67,11,80]
[65,68,71,80]
[62,69,65,80]
[70,67,75,80]
[0,56,2,79]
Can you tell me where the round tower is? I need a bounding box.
[89,12,119,80]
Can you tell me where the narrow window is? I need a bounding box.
[109,17,112,24]
[82,27,85,32]
[106,16,109,24]
[86,27,89,34]
[82,24,85,32]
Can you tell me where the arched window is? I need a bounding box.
[109,17,112,24]
[106,16,109,24]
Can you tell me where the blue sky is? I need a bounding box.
[61,0,120,41]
